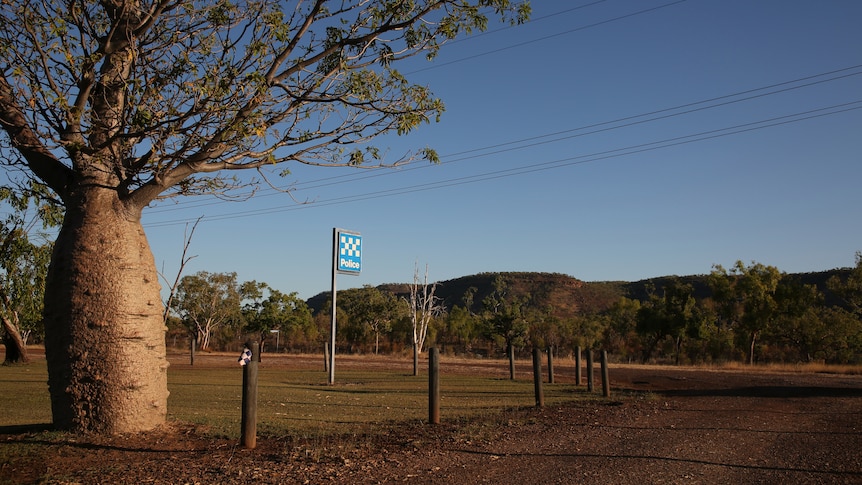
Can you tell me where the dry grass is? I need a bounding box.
[5,350,856,442]
[0,352,586,439]
[167,363,580,438]
[700,360,862,375]
[0,362,53,427]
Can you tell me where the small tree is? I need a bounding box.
[603,297,641,360]
[0,187,57,364]
[339,285,404,354]
[828,251,862,319]
[483,275,528,379]
[409,263,444,375]
[243,284,313,354]
[710,261,782,365]
[161,218,201,325]
[240,280,269,353]
[1,217,52,364]
[442,305,482,354]
[175,271,242,351]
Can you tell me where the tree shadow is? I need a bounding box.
[449,448,862,478]
[0,423,53,434]
[0,423,212,453]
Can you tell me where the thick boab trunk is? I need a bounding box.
[43,188,169,434]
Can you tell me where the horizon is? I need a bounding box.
[300,263,855,300]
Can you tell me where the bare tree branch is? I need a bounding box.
[160,216,202,324]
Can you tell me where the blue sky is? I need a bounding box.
[142,0,862,300]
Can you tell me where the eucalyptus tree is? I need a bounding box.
[0,1,529,433]
[603,297,641,359]
[0,204,53,363]
[823,252,862,363]
[483,274,528,379]
[709,261,782,365]
[443,305,482,353]
[1,180,62,364]
[338,285,404,354]
[242,283,314,353]
[828,252,862,319]
[174,271,243,352]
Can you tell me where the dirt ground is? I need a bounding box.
[2,353,861,484]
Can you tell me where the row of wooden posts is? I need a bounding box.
[240,343,611,449]
[430,346,611,425]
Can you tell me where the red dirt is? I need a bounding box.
[2,353,860,484]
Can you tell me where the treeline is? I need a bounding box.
[163,256,862,366]
[3,192,859,366]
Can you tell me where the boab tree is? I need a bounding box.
[0,0,529,433]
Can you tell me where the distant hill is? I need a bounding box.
[380,272,618,319]
[306,268,853,318]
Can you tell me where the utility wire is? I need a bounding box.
[408,0,688,74]
[144,0,694,215]
[144,100,862,227]
[441,0,608,47]
[144,64,862,215]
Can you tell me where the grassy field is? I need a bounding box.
[1,352,587,439]
[8,350,855,440]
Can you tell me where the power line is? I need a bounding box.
[440,1,608,47]
[408,0,689,74]
[144,100,862,227]
[144,64,862,215]
[143,0,693,215]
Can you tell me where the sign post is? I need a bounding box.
[330,228,362,384]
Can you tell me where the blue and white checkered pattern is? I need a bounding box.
[338,233,362,273]
[340,235,361,257]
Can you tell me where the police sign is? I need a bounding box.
[337,230,361,274]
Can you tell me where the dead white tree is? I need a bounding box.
[409,262,445,376]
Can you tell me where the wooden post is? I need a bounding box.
[241,342,258,449]
[532,348,544,407]
[508,344,516,380]
[189,336,196,366]
[575,346,581,386]
[323,342,330,372]
[547,346,554,384]
[429,347,440,424]
[601,350,611,398]
[586,349,594,393]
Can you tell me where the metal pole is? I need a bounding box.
[329,228,337,385]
